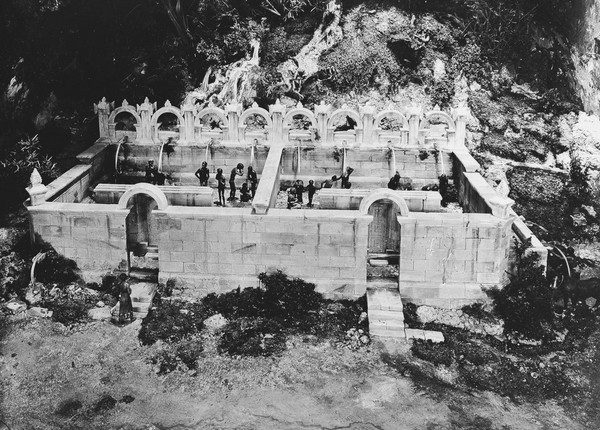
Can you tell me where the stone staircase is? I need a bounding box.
[366,280,406,339]
[112,268,158,320]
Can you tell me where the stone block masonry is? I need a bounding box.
[27,202,130,280]
[398,213,513,309]
[154,206,371,299]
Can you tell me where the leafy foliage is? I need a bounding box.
[150,336,203,375]
[218,317,286,356]
[139,299,208,345]
[35,249,80,287]
[489,238,554,341]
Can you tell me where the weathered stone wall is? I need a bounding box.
[398,213,512,308]
[318,189,441,212]
[280,147,453,186]
[45,165,92,203]
[28,202,129,279]
[154,207,371,299]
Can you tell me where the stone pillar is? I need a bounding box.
[453,105,470,149]
[269,99,286,144]
[226,103,242,142]
[181,101,196,144]
[315,101,330,144]
[360,103,376,146]
[26,169,48,206]
[136,98,155,144]
[94,97,111,142]
[407,106,421,147]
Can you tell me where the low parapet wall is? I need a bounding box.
[319,189,442,212]
[453,147,548,267]
[154,206,371,298]
[398,212,513,308]
[93,184,213,207]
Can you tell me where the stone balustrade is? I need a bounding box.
[95,97,469,149]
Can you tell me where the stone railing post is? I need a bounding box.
[360,103,376,146]
[26,168,48,206]
[407,106,421,147]
[315,101,330,144]
[136,97,155,144]
[94,97,111,142]
[453,105,470,149]
[181,101,196,144]
[226,103,242,142]
[269,99,286,143]
[488,195,515,219]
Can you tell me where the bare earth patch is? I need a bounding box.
[0,316,586,430]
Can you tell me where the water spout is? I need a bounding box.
[250,139,257,168]
[114,136,127,178]
[296,140,301,176]
[205,141,210,164]
[30,252,46,285]
[388,141,396,176]
[158,141,167,172]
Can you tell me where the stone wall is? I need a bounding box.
[318,189,441,212]
[154,206,371,299]
[280,147,453,186]
[45,165,92,203]
[398,213,512,308]
[28,202,129,279]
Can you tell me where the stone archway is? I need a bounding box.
[118,184,168,269]
[360,189,409,255]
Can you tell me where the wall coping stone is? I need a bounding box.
[45,165,91,202]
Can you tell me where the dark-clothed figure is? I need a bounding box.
[247,166,258,198]
[195,161,210,186]
[340,167,354,189]
[287,188,300,209]
[306,180,317,208]
[216,168,226,206]
[294,179,304,204]
[322,175,338,189]
[118,280,133,323]
[228,163,244,201]
[240,183,252,202]
[145,160,158,185]
[388,171,401,190]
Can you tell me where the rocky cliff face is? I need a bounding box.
[571,0,600,113]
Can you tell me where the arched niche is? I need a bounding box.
[327,108,361,130]
[283,107,317,143]
[196,107,229,129]
[420,109,456,147]
[151,105,185,140]
[117,183,169,211]
[108,105,142,141]
[239,106,272,143]
[359,189,410,217]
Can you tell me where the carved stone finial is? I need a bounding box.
[165,100,172,107]
[252,102,259,108]
[433,104,441,112]
[122,99,129,107]
[297,101,304,109]
[30,168,42,185]
[275,98,282,105]
[144,97,150,104]
[27,168,48,206]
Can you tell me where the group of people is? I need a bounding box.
[287,179,318,209]
[195,161,258,206]
[144,160,168,185]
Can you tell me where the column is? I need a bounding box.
[136,98,155,144]
[453,105,470,149]
[314,101,330,144]
[181,101,196,144]
[269,99,286,143]
[94,97,111,142]
[360,103,376,146]
[407,105,421,147]
[226,103,242,142]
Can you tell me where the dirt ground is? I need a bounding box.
[0,315,587,430]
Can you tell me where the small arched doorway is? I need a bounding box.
[117,184,169,272]
[359,190,409,276]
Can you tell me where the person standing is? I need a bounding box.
[294,179,304,204]
[228,163,244,201]
[216,168,226,206]
[247,166,258,198]
[340,166,354,189]
[145,160,158,185]
[195,161,210,186]
[306,179,317,208]
[118,279,133,323]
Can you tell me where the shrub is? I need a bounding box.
[35,249,79,286]
[139,300,208,345]
[411,339,455,366]
[43,292,96,326]
[150,337,203,374]
[218,317,286,357]
[99,273,127,299]
[489,238,554,341]
[260,270,322,321]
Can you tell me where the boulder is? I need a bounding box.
[586,297,597,308]
[88,306,112,321]
[204,313,228,331]
[571,213,587,227]
[5,300,27,314]
[28,307,52,318]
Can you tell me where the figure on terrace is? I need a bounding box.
[247,166,258,198]
[195,161,210,186]
[388,171,401,190]
[145,160,158,185]
[294,179,304,204]
[287,188,301,209]
[321,175,339,189]
[340,166,354,189]
[240,183,252,202]
[118,279,134,324]
[216,168,226,206]
[228,163,244,201]
[306,179,317,208]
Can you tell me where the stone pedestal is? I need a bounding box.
[26,169,48,206]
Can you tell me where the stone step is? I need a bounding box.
[367,288,404,312]
[132,302,151,313]
[129,268,158,282]
[145,252,159,260]
[368,309,405,322]
[366,280,398,290]
[405,328,445,343]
